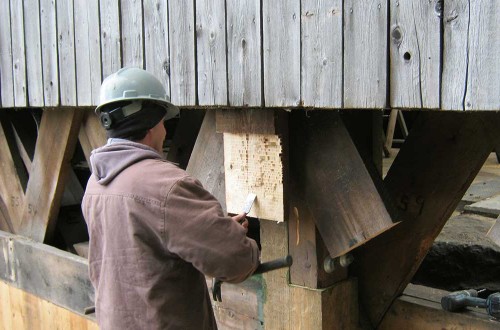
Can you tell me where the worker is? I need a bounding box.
[82,67,260,329]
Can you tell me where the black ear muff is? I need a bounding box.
[100,112,113,129]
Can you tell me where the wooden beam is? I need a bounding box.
[186,110,226,211]
[18,109,83,242]
[352,111,500,327]
[290,111,396,258]
[78,109,107,165]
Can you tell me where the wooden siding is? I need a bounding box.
[0,0,498,110]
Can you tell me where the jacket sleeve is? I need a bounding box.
[163,176,260,283]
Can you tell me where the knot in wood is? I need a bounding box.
[391,26,403,44]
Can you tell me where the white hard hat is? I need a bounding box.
[96,67,179,121]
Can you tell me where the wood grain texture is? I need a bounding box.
[10,0,27,107]
[187,110,226,212]
[168,0,196,105]
[215,109,275,134]
[40,0,59,106]
[291,111,396,257]
[23,0,44,106]
[262,0,300,107]
[144,0,171,97]
[18,109,83,242]
[301,0,342,108]
[390,0,441,109]
[226,0,261,107]
[344,0,387,108]
[195,0,227,105]
[464,2,500,110]
[100,0,122,79]
[78,110,107,167]
[0,0,14,107]
[56,0,77,106]
[352,112,500,327]
[121,0,144,68]
[75,0,101,106]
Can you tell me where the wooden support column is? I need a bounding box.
[78,109,106,164]
[352,111,500,327]
[18,109,83,242]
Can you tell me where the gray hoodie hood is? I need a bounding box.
[89,141,162,185]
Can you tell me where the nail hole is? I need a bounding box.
[403,52,411,61]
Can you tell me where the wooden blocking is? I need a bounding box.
[18,109,83,242]
[79,110,107,165]
[186,110,226,211]
[290,111,396,258]
[218,109,285,222]
[352,111,500,327]
[487,215,500,247]
[260,220,358,329]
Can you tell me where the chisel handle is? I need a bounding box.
[253,255,293,275]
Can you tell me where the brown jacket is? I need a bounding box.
[82,141,259,329]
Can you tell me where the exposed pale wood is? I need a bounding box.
[0,119,24,232]
[464,3,500,110]
[464,194,500,218]
[0,230,94,318]
[18,109,83,242]
[144,0,171,96]
[121,0,144,68]
[390,0,440,109]
[261,221,358,329]
[166,110,205,169]
[291,111,396,257]
[301,0,342,108]
[216,109,275,134]
[352,112,500,327]
[75,0,101,106]
[100,0,121,79]
[380,285,498,330]
[23,0,44,107]
[262,0,300,107]
[10,0,27,107]
[195,0,227,105]
[223,133,284,222]
[73,241,90,259]
[168,0,196,105]
[344,0,387,108]
[40,0,59,106]
[487,215,500,247]
[186,110,226,211]
[0,0,14,107]
[78,110,107,165]
[56,0,77,106]
[226,0,261,106]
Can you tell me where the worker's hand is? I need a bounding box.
[231,213,249,231]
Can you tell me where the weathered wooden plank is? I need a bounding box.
[216,109,275,134]
[40,0,59,106]
[121,0,144,68]
[440,0,498,110]
[186,110,226,211]
[195,0,227,105]
[100,0,122,79]
[56,0,77,106]
[390,0,441,109]
[301,0,342,108]
[291,111,396,258]
[23,0,44,106]
[464,194,500,218]
[168,0,196,105]
[464,2,500,110]
[226,0,261,107]
[0,231,95,318]
[75,0,101,106]
[262,0,300,107]
[144,0,171,97]
[18,109,83,242]
[344,0,387,108]
[352,112,500,327]
[487,215,500,247]
[0,0,14,107]
[10,0,27,107]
